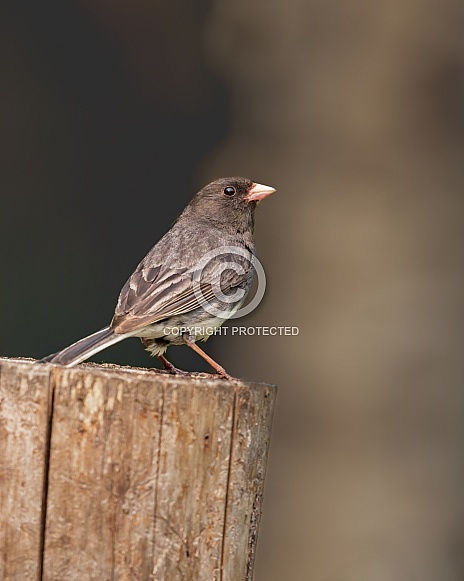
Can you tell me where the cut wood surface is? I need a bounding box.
[0,358,275,581]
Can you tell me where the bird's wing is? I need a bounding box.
[111,253,253,334]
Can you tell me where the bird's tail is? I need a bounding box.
[40,326,127,367]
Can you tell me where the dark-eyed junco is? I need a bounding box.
[40,177,275,379]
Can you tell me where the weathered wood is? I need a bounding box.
[221,385,275,581]
[0,358,275,581]
[0,359,52,581]
[42,366,164,581]
[153,381,235,581]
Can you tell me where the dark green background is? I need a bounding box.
[1,0,229,370]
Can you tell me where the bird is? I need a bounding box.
[40,177,275,379]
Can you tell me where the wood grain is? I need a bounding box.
[0,360,275,581]
[0,358,52,581]
[221,385,276,581]
[153,380,235,581]
[42,366,163,581]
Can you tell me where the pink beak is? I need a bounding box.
[245,182,276,203]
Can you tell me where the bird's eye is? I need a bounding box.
[223,186,236,196]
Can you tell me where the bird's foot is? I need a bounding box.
[153,356,233,380]
[165,365,192,376]
[182,335,234,380]
[213,367,234,380]
[154,355,234,380]
[156,355,190,375]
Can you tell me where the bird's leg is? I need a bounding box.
[183,335,233,380]
[140,338,188,375]
[158,354,175,372]
[157,354,190,375]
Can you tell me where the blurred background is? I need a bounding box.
[2,0,464,579]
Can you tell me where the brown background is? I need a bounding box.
[1,1,464,579]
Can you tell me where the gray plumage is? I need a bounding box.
[41,177,275,375]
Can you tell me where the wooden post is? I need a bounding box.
[0,358,275,581]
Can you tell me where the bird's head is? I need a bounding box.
[186,177,276,233]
